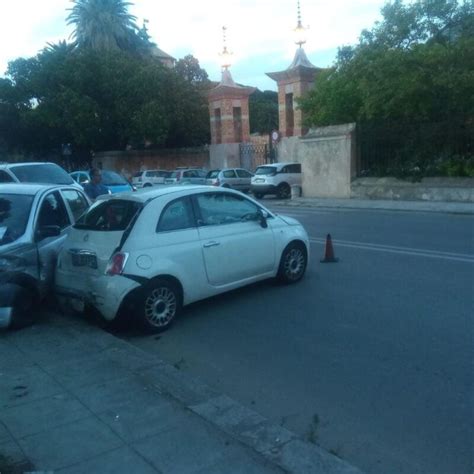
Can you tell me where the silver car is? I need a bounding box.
[206,168,254,193]
[164,168,207,185]
[0,184,90,328]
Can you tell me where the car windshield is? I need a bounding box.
[74,199,141,231]
[207,170,220,179]
[169,171,179,178]
[255,166,277,176]
[0,194,34,246]
[101,171,128,186]
[10,164,74,185]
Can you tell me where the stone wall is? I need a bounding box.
[92,147,210,178]
[351,177,474,202]
[276,123,356,198]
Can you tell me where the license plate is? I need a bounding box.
[254,178,265,183]
[71,252,97,269]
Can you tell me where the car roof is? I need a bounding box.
[0,162,58,169]
[0,183,77,195]
[256,162,298,168]
[96,185,247,204]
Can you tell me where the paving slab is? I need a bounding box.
[98,395,192,443]
[18,416,123,471]
[132,418,251,474]
[0,365,64,409]
[56,446,158,474]
[0,392,90,439]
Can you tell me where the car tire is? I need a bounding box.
[254,192,264,199]
[10,286,37,329]
[138,278,182,333]
[277,182,291,199]
[143,183,152,187]
[277,242,307,284]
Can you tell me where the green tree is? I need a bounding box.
[249,89,278,134]
[175,55,209,85]
[67,0,140,51]
[299,0,474,125]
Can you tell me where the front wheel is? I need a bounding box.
[277,242,307,284]
[254,192,264,199]
[138,279,182,333]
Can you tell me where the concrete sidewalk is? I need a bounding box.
[0,311,362,474]
[263,196,474,214]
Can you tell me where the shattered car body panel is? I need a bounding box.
[0,184,90,328]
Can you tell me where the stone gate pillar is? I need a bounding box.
[207,69,255,168]
[266,48,321,138]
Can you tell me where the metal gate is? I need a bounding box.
[239,143,270,171]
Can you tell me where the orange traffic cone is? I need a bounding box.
[320,234,339,263]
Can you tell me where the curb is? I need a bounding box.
[261,197,474,215]
[112,328,364,474]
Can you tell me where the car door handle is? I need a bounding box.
[203,241,220,248]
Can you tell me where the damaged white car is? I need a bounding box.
[55,186,309,332]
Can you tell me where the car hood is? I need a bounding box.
[277,215,303,226]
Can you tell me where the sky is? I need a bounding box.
[0,0,387,91]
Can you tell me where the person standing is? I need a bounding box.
[83,168,109,201]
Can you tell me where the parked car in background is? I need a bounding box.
[132,170,171,188]
[55,186,309,333]
[251,162,302,199]
[70,170,134,194]
[164,168,207,185]
[0,184,90,329]
[0,162,80,188]
[206,168,253,193]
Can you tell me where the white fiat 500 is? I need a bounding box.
[55,186,309,332]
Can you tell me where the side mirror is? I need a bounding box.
[257,209,268,228]
[36,225,61,240]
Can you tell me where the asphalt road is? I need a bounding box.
[122,205,474,474]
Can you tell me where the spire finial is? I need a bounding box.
[294,1,307,47]
[219,25,233,70]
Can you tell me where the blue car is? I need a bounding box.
[70,170,134,194]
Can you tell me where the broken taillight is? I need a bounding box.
[105,252,129,275]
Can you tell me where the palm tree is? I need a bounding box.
[67,0,139,51]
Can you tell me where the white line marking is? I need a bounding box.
[309,238,474,263]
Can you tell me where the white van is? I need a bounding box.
[251,162,302,199]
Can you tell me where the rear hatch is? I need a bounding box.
[59,199,141,275]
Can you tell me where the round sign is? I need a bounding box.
[271,131,279,141]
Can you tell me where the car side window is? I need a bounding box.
[62,189,89,221]
[236,169,251,178]
[288,164,301,173]
[196,193,260,226]
[0,170,14,182]
[223,170,236,178]
[280,166,289,174]
[37,191,70,233]
[157,197,195,232]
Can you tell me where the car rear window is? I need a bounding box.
[74,199,141,231]
[101,171,128,186]
[0,193,34,245]
[10,164,74,185]
[255,166,277,176]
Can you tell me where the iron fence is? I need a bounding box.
[357,120,474,177]
[239,143,270,171]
